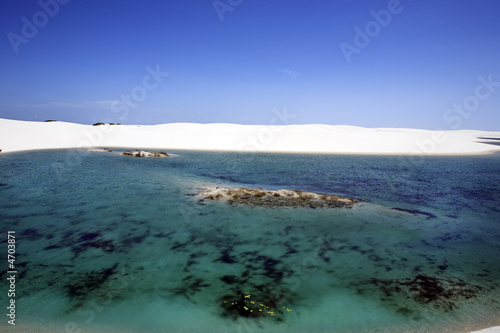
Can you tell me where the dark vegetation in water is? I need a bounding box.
[353,274,484,315]
[282,240,298,258]
[392,207,437,219]
[153,231,175,239]
[44,230,118,258]
[185,251,208,269]
[170,234,197,252]
[65,263,118,299]
[435,233,462,243]
[216,248,237,264]
[220,290,293,321]
[172,275,211,298]
[71,233,116,258]
[119,232,150,248]
[20,228,44,241]
[250,257,284,283]
[220,275,240,284]
[165,232,299,323]
[212,246,298,322]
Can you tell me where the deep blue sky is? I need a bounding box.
[1,0,499,129]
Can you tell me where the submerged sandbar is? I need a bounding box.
[200,187,357,208]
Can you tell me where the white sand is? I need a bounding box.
[1,118,499,155]
[472,328,500,333]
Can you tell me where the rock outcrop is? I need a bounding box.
[89,148,112,153]
[121,150,169,157]
[200,187,357,208]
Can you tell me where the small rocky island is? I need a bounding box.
[121,150,169,157]
[89,148,112,153]
[200,187,357,209]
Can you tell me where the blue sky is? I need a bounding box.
[1,0,499,130]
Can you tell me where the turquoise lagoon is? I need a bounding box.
[0,149,499,332]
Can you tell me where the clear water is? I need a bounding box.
[1,149,499,333]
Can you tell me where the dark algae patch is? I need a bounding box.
[215,248,237,264]
[71,234,116,258]
[402,275,481,308]
[20,228,44,241]
[352,274,484,317]
[171,276,211,299]
[220,291,293,321]
[65,264,118,301]
[392,207,437,219]
[43,230,118,258]
[220,275,240,284]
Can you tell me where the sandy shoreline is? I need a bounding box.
[9,320,500,332]
[1,118,500,155]
[473,328,500,333]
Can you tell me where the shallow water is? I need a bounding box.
[0,149,499,332]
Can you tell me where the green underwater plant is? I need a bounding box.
[220,291,292,321]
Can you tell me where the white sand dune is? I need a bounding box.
[0,118,499,155]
